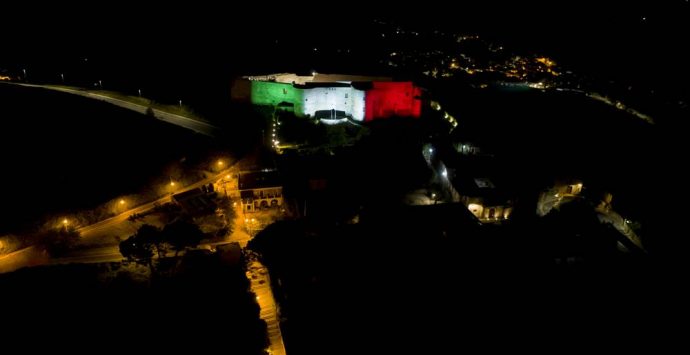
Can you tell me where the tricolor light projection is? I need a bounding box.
[250,81,304,112]
[232,74,422,121]
[364,82,422,121]
[302,85,366,121]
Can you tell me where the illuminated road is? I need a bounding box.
[51,245,122,265]
[536,188,564,216]
[2,168,238,272]
[78,196,171,238]
[597,209,645,252]
[0,246,49,274]
[15,83,219,136]
[79,168,235,238]
[248,261,286,355]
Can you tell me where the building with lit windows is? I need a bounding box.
[231,73,422,121]
[239,170,283,213]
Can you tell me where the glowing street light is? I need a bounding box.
[217,160,224,167]
[62,218,68,225]
[168,178,177,195]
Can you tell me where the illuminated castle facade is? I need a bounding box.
[231,73,422,121]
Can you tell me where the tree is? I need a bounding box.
[0,234,21,255]
[119,235,154,264]
[162,220,204,256]
[135,224,166,258]
[217,196,237,236]
[325,124,348,147]
[119,224,161,265]
[34,228,81,257]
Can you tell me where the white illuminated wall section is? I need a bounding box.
[351,89,366,121]
[301,87,366,121]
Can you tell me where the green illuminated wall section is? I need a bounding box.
[250,81,304,114]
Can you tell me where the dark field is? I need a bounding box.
[0,84,215,234]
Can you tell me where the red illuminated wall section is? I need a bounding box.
[364,82,422,121]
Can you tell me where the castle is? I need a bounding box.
[231,73,422,121]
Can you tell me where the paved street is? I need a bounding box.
[0,246,48,274]
[248,260,286,355]
[16,83,220,136]
[79,167,236,239]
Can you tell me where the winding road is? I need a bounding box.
[14,83,220,136]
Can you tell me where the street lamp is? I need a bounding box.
[116,199,127,213]
[22,68,27,82]
[168,177,176,194]
[60,73,65,83]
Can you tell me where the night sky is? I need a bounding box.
[3,1,688,90]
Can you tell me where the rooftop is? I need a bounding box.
[239,170,282,190]
[243,73,393,85]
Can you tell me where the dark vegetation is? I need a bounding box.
[0,248,268,353]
